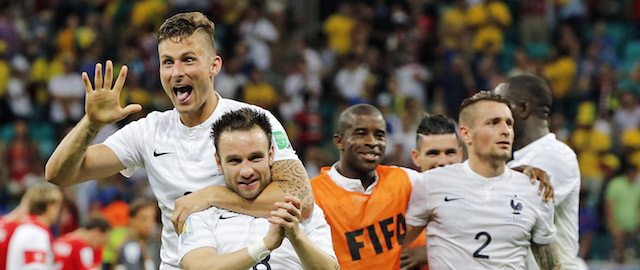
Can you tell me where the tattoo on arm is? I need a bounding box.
[271,160,313,211]
[84,126,99,146]
[531,242,565,270]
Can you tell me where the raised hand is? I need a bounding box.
[83,60,142,127]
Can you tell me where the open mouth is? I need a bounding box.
[360,152,380,161]
[173,85,193,102]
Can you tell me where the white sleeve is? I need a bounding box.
[405,171,431,227]
[525,154,580,206]
[301,206,337,260]
[531,200,556,245]
[400,167,421,186]
[264,109,299,162]
[178,209,220,265]
[6,225,51,270]
[103,118,147,177]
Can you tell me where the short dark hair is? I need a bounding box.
[504,74,553,119]
[416,114,458,147]
[157,12,216,53]
[335,104,382,136]
[129,198,157,218]
[459,91,511,126]
[82,216,111,232]
[211,108,273,151]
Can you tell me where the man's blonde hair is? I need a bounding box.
[24,182,62,215]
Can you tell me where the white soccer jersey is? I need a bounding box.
[6,223,54,270]
[103,95,299,270]
[177,204,336,269]
[406,161,556,269]
[508,133,583,270]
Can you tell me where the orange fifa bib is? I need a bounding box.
[311,165,420,270]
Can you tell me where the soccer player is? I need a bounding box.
[44,12,313,270]
[411,114,463,172]
[494,74,584,269]
[403,92,563,269]
[178,108,338,269]
[115,198,158,270]
[53,216,111,270]
[0,182,63,270]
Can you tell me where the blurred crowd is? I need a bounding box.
[1,0,640,266]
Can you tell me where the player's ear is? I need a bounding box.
[215,152,223,171]
[459,125,471,145]
[211,55,222,76]
[520,100,531,120]
[333,134,343,150]
[268,145,274,166]
[411,148,421,170]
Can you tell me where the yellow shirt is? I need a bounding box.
[243,83,279,109]
[467,1,511,27]
[473,25,503,52]
[56,28,76,54]
[0,60,9,97]
[323,14,354,55]
[441,7,466,49]
[544,56,577,98]
[131,0,167,27]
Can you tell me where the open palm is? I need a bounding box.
[83,60,142,126]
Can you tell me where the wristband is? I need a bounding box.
[247,241,271,262]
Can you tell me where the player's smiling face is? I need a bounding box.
[467,101,514,161]
[159,32,221,121]
[335,113,386,175]
[412,133,462,171]
[216,127,274,199]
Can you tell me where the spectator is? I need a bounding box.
[605,162,640,263]
[334,53,370,103]
[47,55,84,125]
[239,5,279,71]
[323,3,355,55]
[243,69,279,112]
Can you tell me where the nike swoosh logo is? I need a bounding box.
[219,215,236,220]
[153,150,173,157]
[444,196,463,202]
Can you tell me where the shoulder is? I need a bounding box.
[13,223,49,242]
[189,206,222,223]
[220,98,279,119]
[119,109,174,131]
[526,137,578,165]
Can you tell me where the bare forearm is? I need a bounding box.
[45,116,102,186]
[531,242,565,270]
[207,185,279,218]
[206,160,313,218]
[182,248,257,270]
[402,225,425,251]
[289,233,340,270]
